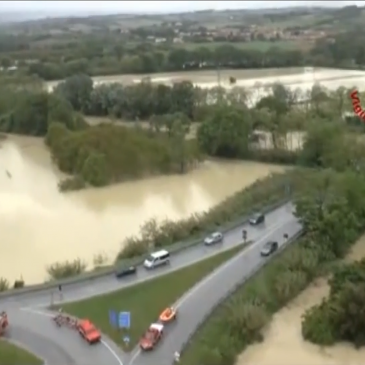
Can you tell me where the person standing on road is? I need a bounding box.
[58,284,63,301]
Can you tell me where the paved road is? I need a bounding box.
[128,208,301,365]
[0,202,299,365]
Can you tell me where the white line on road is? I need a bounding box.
[128,218,294,365]
[20,307,124,365]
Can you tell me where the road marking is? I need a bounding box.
[20,307,124,365]
[128,219,294,365]
[101,340,124,365]
[20,307,53,317]
[175,220,289,308]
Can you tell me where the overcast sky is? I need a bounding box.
[1,1,365,15]
[0,1,365,15]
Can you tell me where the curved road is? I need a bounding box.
[0,202,301,365]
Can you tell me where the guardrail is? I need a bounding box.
[178,228,305,358]
[0,198,290,299]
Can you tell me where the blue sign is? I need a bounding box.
[123,335,130,344]
[118,311,131,329]
[109,310,117,327]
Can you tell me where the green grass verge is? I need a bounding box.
[61,242,248,351]
[0,340,42,365]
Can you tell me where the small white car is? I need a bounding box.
[204,232,223,246]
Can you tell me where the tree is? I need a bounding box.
[81,151,108,187]
[197,105,252,158]
[0,57,11,69]
[54,73,93,112]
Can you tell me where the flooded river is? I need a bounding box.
[0,135,284,284]
[236,235,365,365]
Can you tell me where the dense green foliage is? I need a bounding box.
[302,258,365,347]
[46,120,201,189]
[181,168,365,365]
[0,82,87,136]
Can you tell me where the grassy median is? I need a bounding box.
[0,340,42,365]
[61,243,248,350]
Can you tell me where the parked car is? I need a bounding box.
[204,231,223,246]
[249,212,265,225]
[260,241,278,256]
[115,266,137,278]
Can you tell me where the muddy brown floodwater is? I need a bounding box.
[236,234,365,365]
[0,135,285,284]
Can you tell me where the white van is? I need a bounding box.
[143,249,170,269]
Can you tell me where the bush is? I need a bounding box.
[47,123,201,187]
[13,279,25,289]
[302,258,365,348]
[181,169,365,365]
[93,252,108,269]
[0,278,9,292]
[58,176,86,192]
[116,169,308,262]
[46,258,87,280]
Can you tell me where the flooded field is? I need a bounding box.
[46,67,365,97]
[236,235,365,365]
[0,134,285,284]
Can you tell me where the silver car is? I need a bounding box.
[204,231,223,246]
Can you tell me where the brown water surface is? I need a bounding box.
[0,135,284,283]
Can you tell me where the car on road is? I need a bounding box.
[115,265,137,278]
[260,241,278,256]
[249,212,265,225]
[159,307,177,323]
[77,319,101,344]
[139,323,164,350]
[143,249,170,269]
[204,231,223,246]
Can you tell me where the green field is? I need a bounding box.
[0,340,42,365]
[177,40,302,51]
[60,243,247,350]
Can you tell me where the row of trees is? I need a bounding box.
[54,74,197,119]
[26,44,305,81]
[55,71,359,122]
[181,166,365,365]
[54,72,365,169]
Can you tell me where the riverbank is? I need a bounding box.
[236,234,365,365]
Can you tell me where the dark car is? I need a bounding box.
[115,266,137,278]
[249,213,265,226]
[260,241,278,256]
